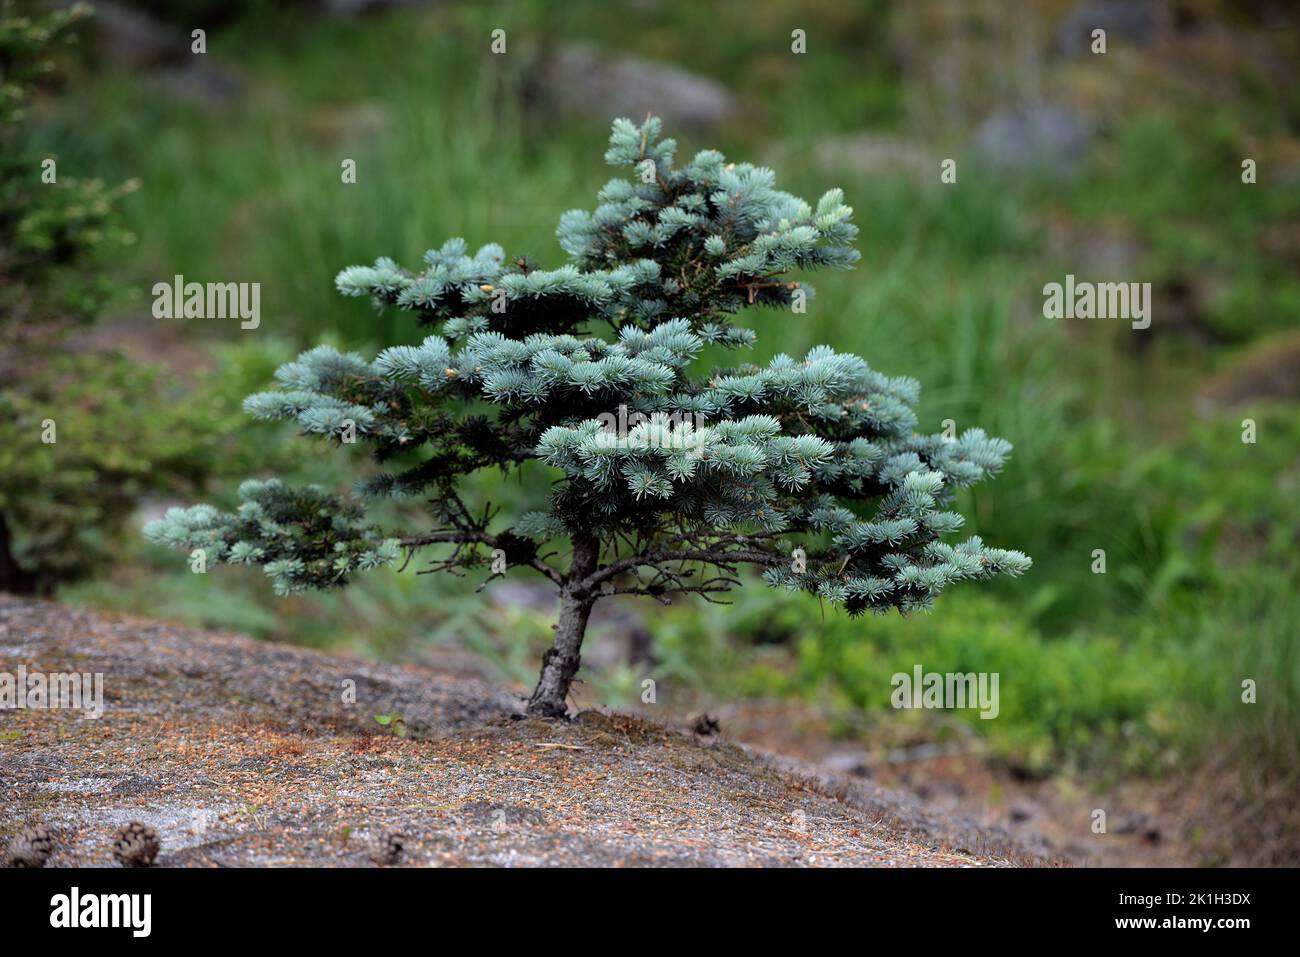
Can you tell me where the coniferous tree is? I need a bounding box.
[146,117,1031,717]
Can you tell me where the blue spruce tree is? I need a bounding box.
[147,117,1030,718]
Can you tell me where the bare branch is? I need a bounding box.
[603,582,740,604]
[579,541,784,593]
[400,528,564,586]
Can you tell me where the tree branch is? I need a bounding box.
[579,541,785,593]
[400,528,564,586]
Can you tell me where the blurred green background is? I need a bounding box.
[6,0,1298,864]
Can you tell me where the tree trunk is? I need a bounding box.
[526,535,599,718]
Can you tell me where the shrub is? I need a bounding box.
[146,117,1030,716]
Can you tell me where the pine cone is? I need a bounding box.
[6,824,54,868]
[112,822,160,868]
[368,830,405,866]
[690,713,721,738]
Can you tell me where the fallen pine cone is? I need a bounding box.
[690,713,721,738]
[369,830,406,866]
[112,822,160,868]
[6,824,54,868]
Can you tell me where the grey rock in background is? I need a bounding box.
[975,103,1094,174]
[794,132,936,181]
[76,1,242,106]
[81,0,180,69]
[1056,0,1160,57]
[533,43,738,131]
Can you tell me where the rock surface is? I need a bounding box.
[0,596,1039,867]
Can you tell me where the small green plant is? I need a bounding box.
[372,712,407,738]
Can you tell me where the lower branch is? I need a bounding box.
[401,528,563,586]
[577,543,784,593]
